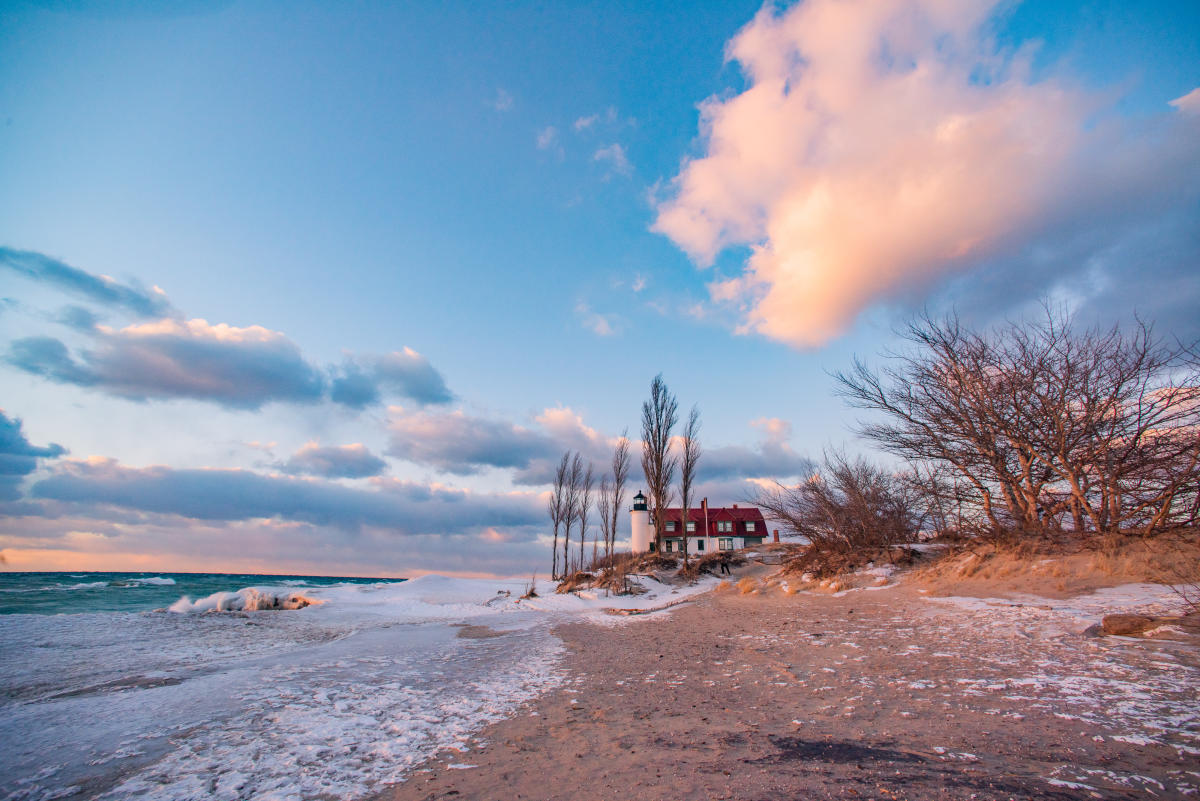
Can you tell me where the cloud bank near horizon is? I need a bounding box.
[654,0,1200,347]
[3,249,454,410]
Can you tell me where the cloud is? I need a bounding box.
[574,114,599,131]
[0,247,173,318]
[331,348,454,408]
[6,310,453,410]
[1170,87,1200,115]
[7,319,326,409]
[387,408,558,475]
[701,418,810,480]
[385,405,617,484]
[593,143,632,176]
[491,87,514,112]
[280,442,387,479]
[30,457,542,533]
[536,126,559,150]
[653,0,1200,348]
[574,302,618,336]
[631,274,647,293]
[0,410,67,501]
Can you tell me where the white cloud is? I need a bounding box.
[574,114,598,131]
[574,302,618,336]
[536,126,558,150]
[1169,86,1200,115]
[491,88,514,112]
[593,143,632,176]
[653,0,1200,348]
[631,274,646,293]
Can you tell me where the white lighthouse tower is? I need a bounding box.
[630,490,653,554]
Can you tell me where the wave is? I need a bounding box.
[167,587,322,614]
[66,582,110,590]
[127,577,176,586]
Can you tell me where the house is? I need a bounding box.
[630,491,768,554]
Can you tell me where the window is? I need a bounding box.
[686,521,696,532]
[745,521,756,532]
[717,520,733,533]
[696,540,705,552]
[649,541,657,552]
[665,540,673,552]
[718,538,734,551]
[665,521,676,532]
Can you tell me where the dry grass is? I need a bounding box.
[780,544,924,580]
[736,576,759,595]
[714,580,733,594]
[554,571,596,594]
[914,531,1200,599]
[676,551,747,581]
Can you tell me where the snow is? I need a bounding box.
[0,572,711,801]
[925,583,1200,786]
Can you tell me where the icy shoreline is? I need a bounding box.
[0,573,716,801]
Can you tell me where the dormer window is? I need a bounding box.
[686,521,696,532]
[665,521,676,532]
[717,520,733,533]
[745,521,756,532]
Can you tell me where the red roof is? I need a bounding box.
[658,503,767,538]
[660,505,766,523]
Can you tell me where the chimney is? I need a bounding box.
[732,503,738,509]
[702,497,707,512]
[773,529,780,543]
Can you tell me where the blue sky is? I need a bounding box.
[1,0,1197,576]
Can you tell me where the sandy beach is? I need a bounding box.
[381,582,1200,801]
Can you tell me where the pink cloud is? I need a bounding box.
[653,0,1200,347]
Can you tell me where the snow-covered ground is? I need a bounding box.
[0,574,716,801]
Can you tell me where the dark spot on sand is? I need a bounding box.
[762,736,924,764]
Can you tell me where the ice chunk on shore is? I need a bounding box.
[168,587,321,613]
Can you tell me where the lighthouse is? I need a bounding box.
[630,490,653,553]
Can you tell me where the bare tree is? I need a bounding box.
[609,430,630,560]
[548,452,570,579]
[641,374,678,552]
[577,461,594,571]
[561,452,583,575]
[754,451,919,555]
[678,406,701,568]
[597,473,612,568]
[834,306,1200,542]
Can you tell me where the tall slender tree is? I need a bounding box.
[548,451,570,579]
[678,405,701,568]
[577,461,594,571]
[641,374,679,553]
[562,452,583,574]
[608,430,631,561]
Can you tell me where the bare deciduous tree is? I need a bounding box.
[562,452,583,574]
[678,406,701,568]
[641,374,678,552]
[548,452,570,579]
[577,461,594,571]
[835,306,1200,542]
[608,430,630,561]
[754,451,919,554]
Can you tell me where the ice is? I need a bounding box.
[0,572,705,801]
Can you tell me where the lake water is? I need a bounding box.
[0,573,568,801]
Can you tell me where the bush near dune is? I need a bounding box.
[782,545,924,581]
[676,551,747,581]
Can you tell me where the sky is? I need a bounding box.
[1,0,1198,577]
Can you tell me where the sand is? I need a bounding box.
[378,583,1200,801]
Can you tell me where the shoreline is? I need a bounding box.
[378,583,1199,801]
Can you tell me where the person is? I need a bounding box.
[719,558,731,575]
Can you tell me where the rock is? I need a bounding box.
[1101,614,1165,636]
